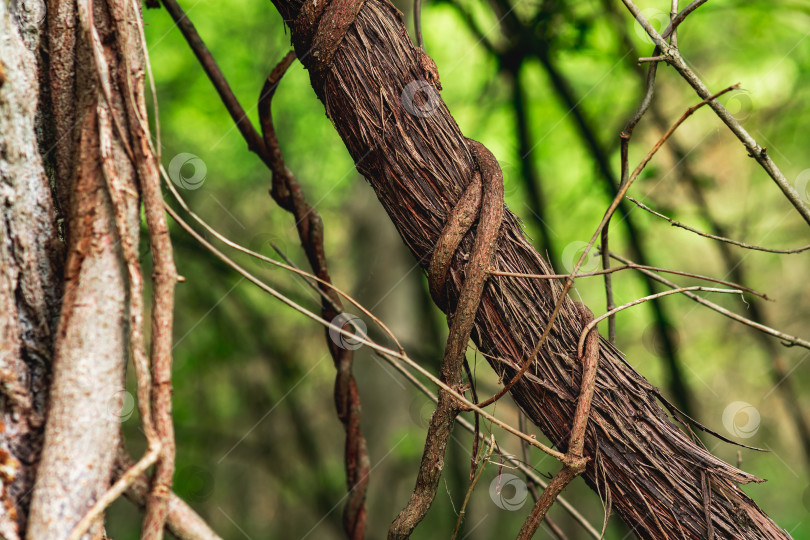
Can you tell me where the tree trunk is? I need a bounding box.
[267,0,789,537]
[1,0,162,537]
[0,1,62,537]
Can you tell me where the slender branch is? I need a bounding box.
[661,0,711,40]
[161,199,569,460]
[451,434,495,540]
[622,0,810,227]
[577,286,743,357]
[159,0,269,164]
[607,0,810,470]
[491,265,768,300]
[517,304,599,539]
[116,446,223,540]
[610,251,810,350]
[477,84,736,410]
[374,350,601,539]
[486,0,694,414]
[414,0,424,48]
[628,197,810,254]
[67,448,160,540]
[117,0,179,534]
[66,2,167,536]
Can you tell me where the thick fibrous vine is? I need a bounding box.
[268,0,789,536]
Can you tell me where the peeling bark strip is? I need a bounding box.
[268,0,789,537]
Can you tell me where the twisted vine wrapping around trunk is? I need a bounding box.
[267,0,789,537]
[258,52,370,538]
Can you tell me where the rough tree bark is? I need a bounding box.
[267,0,790,537]
[1,0,180,538]
[0,1,63,537]
[25,0,141,535]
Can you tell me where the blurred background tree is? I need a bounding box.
[108,0,810,537]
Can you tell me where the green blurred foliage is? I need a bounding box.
[109,0,810,538]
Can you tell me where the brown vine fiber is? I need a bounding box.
[269,0,789,537]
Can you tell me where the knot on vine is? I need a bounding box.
[427,138,505,315]
[291,0,368,91]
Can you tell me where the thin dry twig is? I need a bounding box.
[161,200,568,459]
[517,303,599,538]
[628,197,810,254]
[607,0,810,469]
[158,0,372,533]
[491,264,768,300]
[374,351,600,539]
[451,434,495,540]
[116,446,223,540]
[67,0,170,535]
[414,0,424,48]
[257,51,371,537]
[267,226,601,539]
[610,251,810,350]
[114,0,179,534]
[476,84,738,411]
[389,138,504,538]
[577,286,744,357]
[67,448,161,540]
[622,0,810,227]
